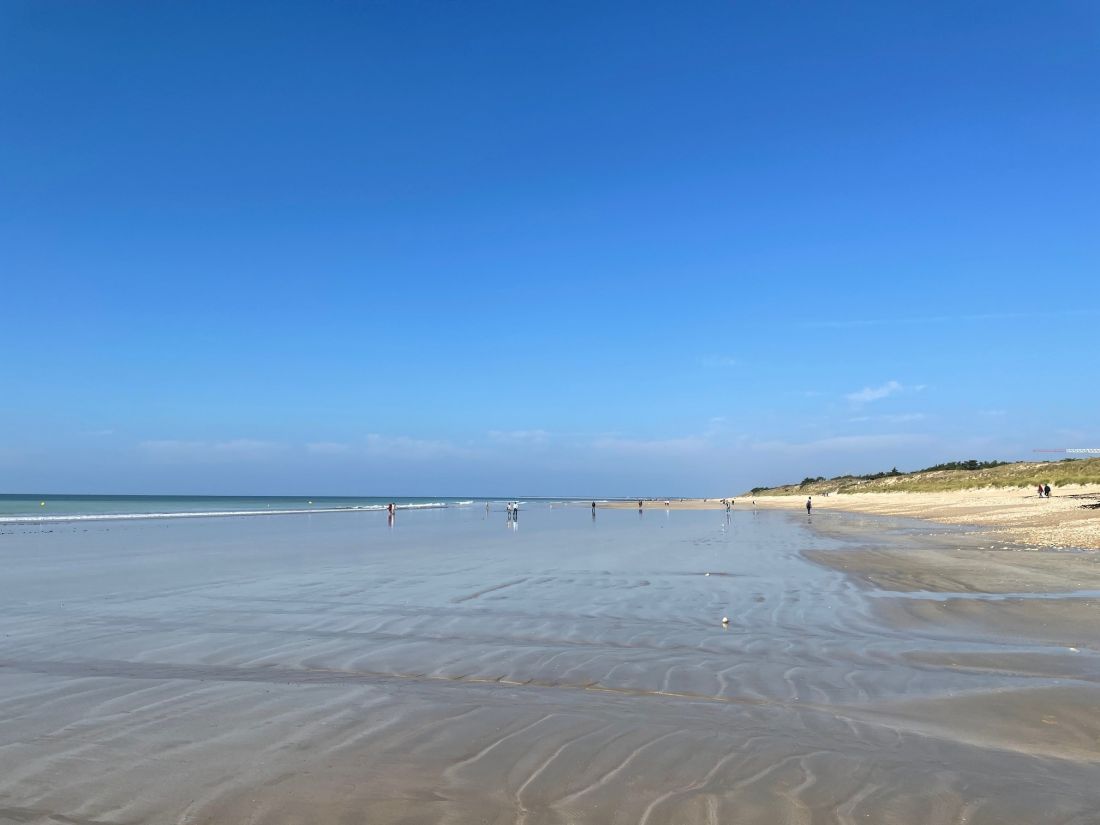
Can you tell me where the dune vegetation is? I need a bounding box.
[748,457,1100,496]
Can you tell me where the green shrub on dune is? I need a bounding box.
[748,457,1100,496]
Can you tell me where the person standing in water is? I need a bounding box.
[806,496,812,514]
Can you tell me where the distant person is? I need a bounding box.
[806,496,812,514]
[1037,484,1044,498]
[485,502,491,514]
[638,500,643,510]
[1044,483,1051,498]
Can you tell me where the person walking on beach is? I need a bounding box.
[638,500,643,511]
[806,496,812,514]
[1044,483,1051,498]
[1037,484,1044,498]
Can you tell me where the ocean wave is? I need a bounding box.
[0,502,460,525]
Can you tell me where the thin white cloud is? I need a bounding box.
[750,433,934,455]
[803,310,1099,329]
[488,429,551,446]
[305,441,353,455]
[845,380,903,404]
[848,412,927,424]
[592,435,710,456]
[364,433,472,460]
[139,439,285,463]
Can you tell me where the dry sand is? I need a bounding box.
[743,484,1100,549]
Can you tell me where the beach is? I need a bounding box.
[745,485,1100,549]
[2,503,1099,823]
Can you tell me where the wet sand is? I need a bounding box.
[2,505,1099,823]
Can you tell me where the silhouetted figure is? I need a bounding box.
[806,496,812,514]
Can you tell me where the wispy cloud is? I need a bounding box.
[845,380,903,404]
[592,435,710,456]
[750,433,934,454]
[139,439,285,462]
[488,429,551,446]
[848,412,927,424]
[803,310,1099,329]
[364,433,472,460]
[305,441,354,455]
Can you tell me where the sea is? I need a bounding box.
[0,493,517,523]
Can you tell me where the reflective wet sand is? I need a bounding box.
[1,506,1098,823]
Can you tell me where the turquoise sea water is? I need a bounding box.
[0,494,495,523]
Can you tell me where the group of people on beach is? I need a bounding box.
[1037,484,1052,498]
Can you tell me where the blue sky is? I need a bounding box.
[2,1,1098,496]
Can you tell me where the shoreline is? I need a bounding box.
[599,487,1100,550]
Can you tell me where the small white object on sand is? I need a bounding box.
[705,572,710,577]
[721,616,729,624]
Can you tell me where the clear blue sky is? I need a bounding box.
[2,1,1097,496]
